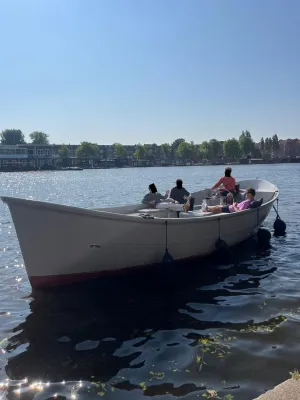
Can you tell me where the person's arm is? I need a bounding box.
[160,190,170,200]
[234,200,250,212]
[183,188,191,200]
[142,193,153,205]
[211,177,223,190]
[183,189,192,200]
[232,202,240,212]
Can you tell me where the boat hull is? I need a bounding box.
[1,179,278,289]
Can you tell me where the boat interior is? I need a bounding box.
[93,180,278,220]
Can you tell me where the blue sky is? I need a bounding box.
[0,0,299,144]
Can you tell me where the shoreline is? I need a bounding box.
[0,160,300,173]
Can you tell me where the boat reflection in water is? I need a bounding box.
[4,244,281,399]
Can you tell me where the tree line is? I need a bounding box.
[0,128,282,160]
[63,132,282,161]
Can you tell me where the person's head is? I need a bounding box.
[225,167,232,177]
[245,187,256,200]
[176,179,183,189]
[149,183,157,194]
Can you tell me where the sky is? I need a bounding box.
[0,0,300,145]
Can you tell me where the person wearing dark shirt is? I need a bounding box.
[169,179,194,211]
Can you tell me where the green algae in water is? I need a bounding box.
[239,315,287,333]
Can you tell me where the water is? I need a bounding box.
[0,164,298,400]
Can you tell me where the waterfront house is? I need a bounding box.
[0,145,29,170]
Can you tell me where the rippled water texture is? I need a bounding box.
[0,165,299,400]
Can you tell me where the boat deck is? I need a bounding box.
[128,209,213,219]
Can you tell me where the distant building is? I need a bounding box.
[16,144,58,168]
[0,145,29,169]
[13,144,80,168]
[278,139,300,158]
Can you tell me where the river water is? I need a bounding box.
[0,164,298,400]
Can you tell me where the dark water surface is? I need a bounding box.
[0,165,299,400]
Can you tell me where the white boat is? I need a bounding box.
[1,179,278,289]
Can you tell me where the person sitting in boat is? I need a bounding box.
[206,188,256,214]
[211,167,237,203]
[169,179,195,211]
[142,183,170,208]
[142,183,186,212]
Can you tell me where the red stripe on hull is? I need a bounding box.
[28,252,210,289]
[29,265,142,288]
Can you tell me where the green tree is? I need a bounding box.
[189,141,198,160]
[134,143,146,159]
[209,139,222,158]
[194,145,204,160]
[171,138,185,158]
[252,145,262,158]
[58,144,69,167]
[199,141,212,160]
[224,138,241,159]
[177,140,192,159]
[264,137,272,156]
[239,130,254,156]
[150,143,158,159]
[76,142,98,158]
[160,143,171,159]
[29,131,49,144]
[143,144,151,159]
[1,129,26,145]
[58,144,69,158]
[113,143,126,158]
[259,137,265,153]
[272,134,279,156]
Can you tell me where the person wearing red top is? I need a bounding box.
[211,167,237,204]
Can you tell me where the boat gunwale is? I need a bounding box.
[1,188,279,225]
